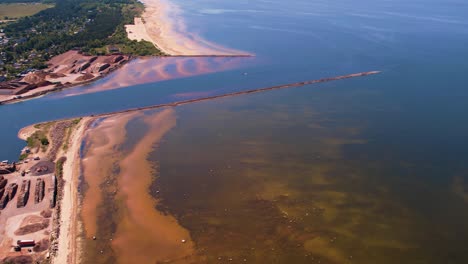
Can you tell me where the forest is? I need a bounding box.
[0,0,162,79]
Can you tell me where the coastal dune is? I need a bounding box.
[127,0,248,55]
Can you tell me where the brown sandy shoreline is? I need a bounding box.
[56,110,193,264]
[14,112,189,263]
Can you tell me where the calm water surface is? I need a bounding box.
[152,79,468,263]
[1,0,468,262]
[1,0,467,159]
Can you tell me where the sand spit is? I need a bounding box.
[112,109,194,263]
[127,0,249,55]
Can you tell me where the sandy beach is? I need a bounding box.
[127,0,248,55]
[52,117,91,264]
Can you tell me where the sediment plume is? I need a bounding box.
[68,70,379,262]
[80,112,141,238]
[111,109,194,263]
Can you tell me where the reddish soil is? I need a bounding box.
[0,50,130,103]
[14,215,49,236]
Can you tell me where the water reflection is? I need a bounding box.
[55,56,254,98]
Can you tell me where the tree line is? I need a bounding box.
[1,0,162,79]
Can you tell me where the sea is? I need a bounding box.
[1,0,468,262]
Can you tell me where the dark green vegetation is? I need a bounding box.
[55,156,65,178]
[0,0,162,80]
[62,118,81,151]
[26,121,52,152]
[19,152,28,160]
[27,130,49,150]
[51,156,66,246]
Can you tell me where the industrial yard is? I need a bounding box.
[0,158,56,263]
[0,117,83,263]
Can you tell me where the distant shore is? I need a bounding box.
[0,0,252,105]
[127,0,250,56]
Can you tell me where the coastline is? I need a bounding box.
[0,53,253,105]
[3,70,380,262]
[77,109,194,263]
[52,117,92,264]
[13,117,93,264]
[129,0,249,56]
[0,55,137,105]
[47,110,192,263]
[0,0,253,105]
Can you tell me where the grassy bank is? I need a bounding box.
[0,3,54,20]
